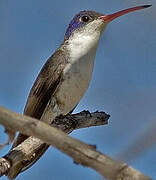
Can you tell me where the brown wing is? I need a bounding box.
[12,48,67,148]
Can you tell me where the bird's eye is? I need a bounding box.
[80,15,90,22]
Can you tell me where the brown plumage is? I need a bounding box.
[10,47,68,171]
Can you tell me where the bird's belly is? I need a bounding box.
[55,59,94,114]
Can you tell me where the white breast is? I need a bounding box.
[55,33,100,114]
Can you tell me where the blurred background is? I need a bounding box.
[0,0,155,179]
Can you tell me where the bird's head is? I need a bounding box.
[65,5,151,41]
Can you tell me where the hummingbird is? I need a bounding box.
[8,4,151,175]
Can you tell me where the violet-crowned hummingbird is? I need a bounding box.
[9,4,151,174]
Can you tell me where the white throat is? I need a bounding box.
[65,31,101,89]
[66,18,105,62]
[67,31,100,61]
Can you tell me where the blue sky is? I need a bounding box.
[0,0,155,179]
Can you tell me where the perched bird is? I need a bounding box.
[8,4,151,176]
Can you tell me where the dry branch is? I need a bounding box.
[0,106,152,180]
[0,106,109,178]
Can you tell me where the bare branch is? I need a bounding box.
[0,106,152,180]
[0,106,109,178]
[53,110,109,132]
